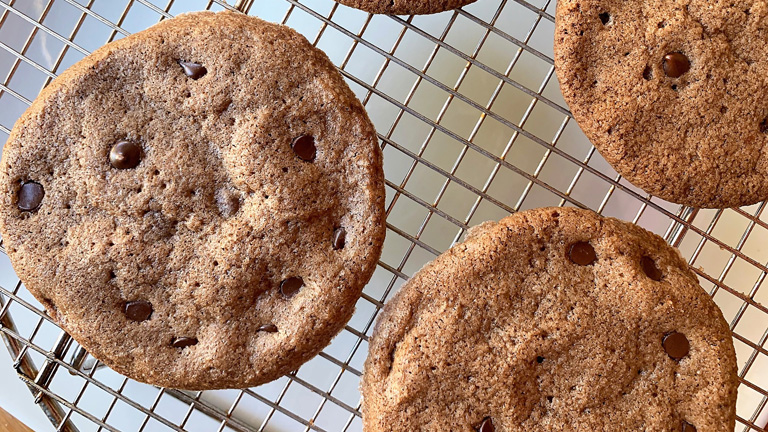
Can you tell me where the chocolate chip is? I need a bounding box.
[292,135,316,161]
[257,324,278,333]
[568,242,596,266]
[477,417,494,432]
[172,337,198,348]
[333,227,347,250]
[109,140,142,169]
[663,332,690,360]
[179,61,207,79]
[124,300,153,322]
[280,277,304,297]
[681,421,697,432]
[17,181,44,211]
[599,12,611,25]
[663,52,690,78]
[641,256,662,281]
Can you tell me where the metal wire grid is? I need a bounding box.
[0,0,766,431]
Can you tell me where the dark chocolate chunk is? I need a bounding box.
[663,52,690,78]
[292,135,316,161]
[478,417,494,432]
[172,337,198,348]
[663,332,690,360]
[280,277,304,297]
[641,256,662,281]
[681,421,697,432]
[124,300,153,322]
[333,227,347,250]
[179,61,207,79]
[109,140,142,169]
[257,324,278,333]
[17,181,44,211]
[568,242,597,266]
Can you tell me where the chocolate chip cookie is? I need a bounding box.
[362,207,737,431]
[555,0,768,208]
[0,11,385,390]
[337,0,476,15]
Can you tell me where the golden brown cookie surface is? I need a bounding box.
[555,0,768,208]
[362,207,736,431]
[0,11,385,390]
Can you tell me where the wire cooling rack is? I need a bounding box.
[0,0,767,431]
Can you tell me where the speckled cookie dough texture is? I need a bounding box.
[336,0,476,15]
[362,207,737,431]
[554,0,768,208]
[0,11,386,390]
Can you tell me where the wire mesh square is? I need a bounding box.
[0,0,767,431]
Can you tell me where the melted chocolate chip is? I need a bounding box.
[172,337,198,348]
[663,332,690,360]
[280,277,304,297]
[478,417,494,432]
[257,324,278,333]
[179,61,207,79]
[17,181,44,211]
[292,135,316,161]
[124,300,153,322]
[641,256,662,281]
[109,140,142,169]
[333,227,347,250]
[568,242,597,266]
[681,421,697,432]
[663,52,690,78]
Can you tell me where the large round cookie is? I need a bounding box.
[362,207,737,431]
[336,0,476,15]
[0,11,385,390]
[554,0,768,208]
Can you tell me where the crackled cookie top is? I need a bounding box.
[337,0,476,15]
[362,207,737,431]
[555,0,768,208]
[0,11,385,390]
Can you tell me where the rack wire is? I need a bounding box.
[0,0,767,431]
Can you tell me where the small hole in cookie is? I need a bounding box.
[257,324,278,333]
[641,256,662,281]
[282,167,288,173]
[109,270,116,279]
[720,106,728,114]
[546,396,554,403]
[153,169,160,176]
[671,84,678,91]
[536,356,545,363]
[642,66,653,80]
[171,336,198,348]
[759,118,768,134]
[658,21,667,28]
[213,260,219,267]
[598,12,611,25]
